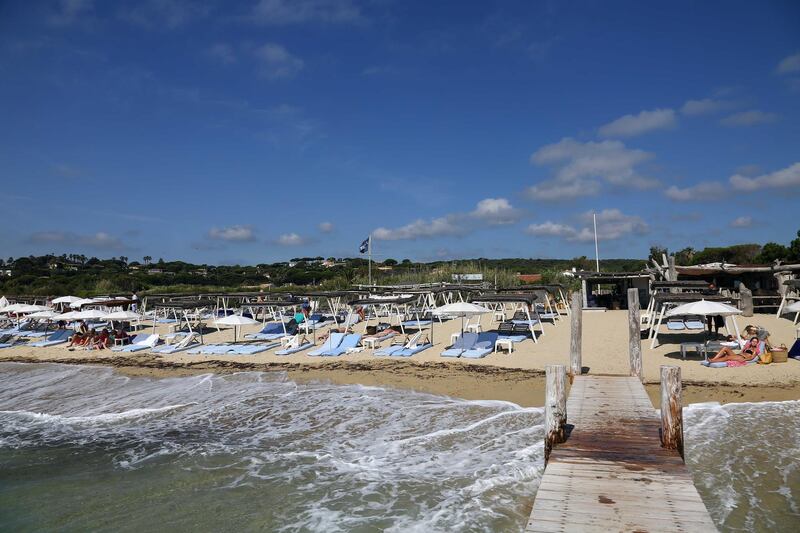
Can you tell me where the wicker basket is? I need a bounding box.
[771,345,788,364]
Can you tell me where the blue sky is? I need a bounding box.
[1,0,798,265]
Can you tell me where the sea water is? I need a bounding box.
[0,363,797,532]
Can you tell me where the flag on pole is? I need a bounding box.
[359,237,370,254]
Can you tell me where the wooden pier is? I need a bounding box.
[526,374,717,532]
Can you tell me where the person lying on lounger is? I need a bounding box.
[363,327,400,340]
[318,327,353,342]
[708,337,760,363]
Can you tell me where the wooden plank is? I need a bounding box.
[525,375,718,532]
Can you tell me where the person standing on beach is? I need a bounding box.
[131,292,139,312]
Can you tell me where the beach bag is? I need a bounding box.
[758,350,772,365]
[770,344,788,364]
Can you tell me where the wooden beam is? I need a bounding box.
[569,292,582,376]
[544,365,567,464]
[660,366,684,459]
[627,288,642,382]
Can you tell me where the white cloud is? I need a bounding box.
[680,98,729,116]
[208,43,236,64]
[277,233,308,246]
[525,179,602,200]
[720,110,779,127]
[525,209,648,243]
[250,0,364,25]
[525,222,578,239]
[318,221,334,233]
[664,181,727,201]
[373,216,464,241]
[253,43,304,80]
[729,162,800,191]
[373,198,522,240]
[469,198,522,225]
[29,230,126,250]
[730,216,752,228]
[598,108,676,138]
[208,225,255,241]
[777,52,800,74]
[526,138,656,199]
[48,0,93,26]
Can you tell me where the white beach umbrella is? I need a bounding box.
[785,301,800,313]
[652,299,742,349]
[105,310,143,321]
[74,309,109,320]
[215,314,259,342]
[665,300,742,317]
[70,298,97,309]
[1,303,27,314]
[0,296,8,311]
[432,302,492,340]
[56,311,81,321]
[27,310,58,319]
[52,295,81,304]
[17,304,52,314]
[431,302,492,316]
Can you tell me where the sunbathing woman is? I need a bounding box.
[708,337,761,364]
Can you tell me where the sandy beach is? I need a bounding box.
[2,310,798,406]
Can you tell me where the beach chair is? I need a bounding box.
[228,342,278,355]
[392,333,433,357]
[308,332,346,356]
[29,329,72,348]
[461,332,499,359]
[667,318,686,331]
[497,322,527,343]
[684,316,705,330]
[112,334,159,352]
[374,332,420,356]
[321,333,362,356]
[441,332,479,358]
[275,335,314,355]
[701,341,766,367]
[151,332,200,354]
[244,321,295,341]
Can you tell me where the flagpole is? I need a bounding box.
[593,212,600,272]
[368,234,372,286]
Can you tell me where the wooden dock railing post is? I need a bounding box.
[660,365,684,459]
[544,364,567,464]
[569,292,582,376]
[627,288,643,382]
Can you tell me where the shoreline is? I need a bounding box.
[3,354,798,407]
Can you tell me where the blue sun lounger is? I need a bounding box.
[244,322,293,341]
[308,332,346,356]
[441,332,479,358]
[275,341,314,355]
[667,318,686,331]
[401,319,432,329]
[393,343,433,357]
[320,333,362,356]
[701,341,765,367]
[684,316,705,330]
[228,343,278,355]
[29,329,72,347]
[461,332,498,359]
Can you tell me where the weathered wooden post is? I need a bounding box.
[628,288,643,382]
[569,292,582,376]
[739,283,754,317]
[667,255,677,292]
[660,365,684,459]
[544,364,567,463]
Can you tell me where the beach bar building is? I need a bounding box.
[577,271,652,310]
